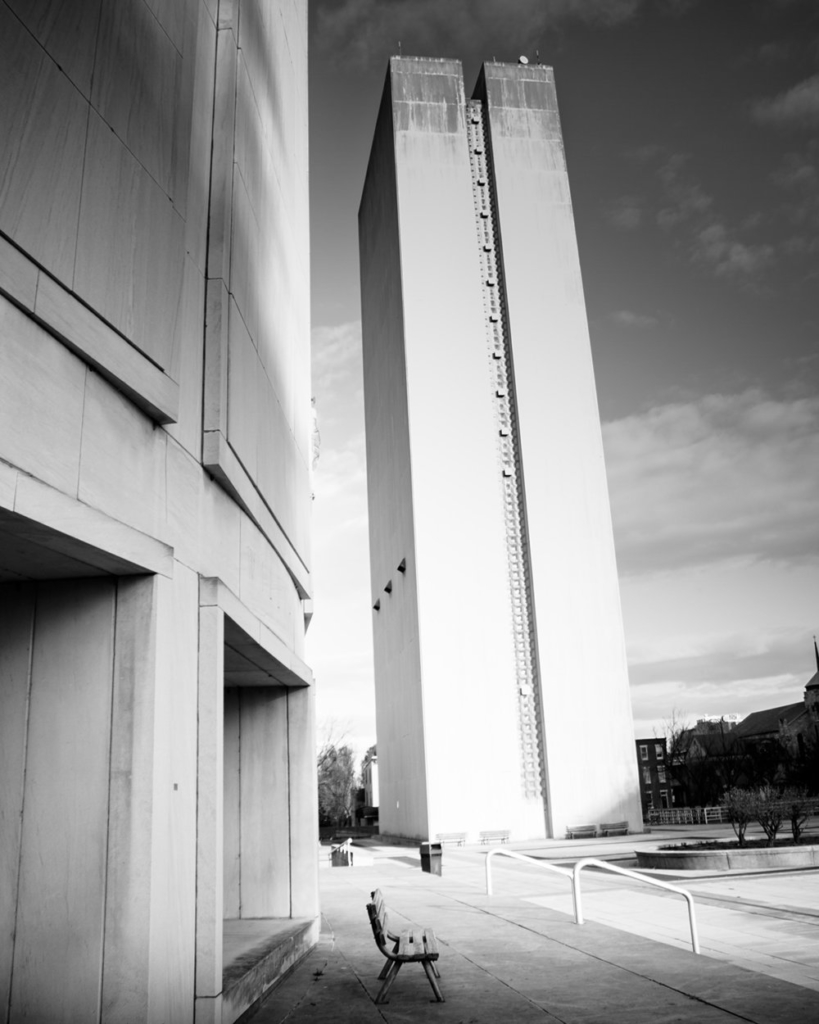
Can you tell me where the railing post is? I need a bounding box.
[572,869,583,924]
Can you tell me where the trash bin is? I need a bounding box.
[420,841,442,876]
[331,839,354,867]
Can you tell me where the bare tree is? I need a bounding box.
[725,787,755,847]
[317,741,357,827]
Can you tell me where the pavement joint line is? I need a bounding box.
[316,912,391,1022]
[432,935,568,1023]
[435,890,765,1024]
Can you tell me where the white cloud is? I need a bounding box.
[314,0,644,66]
[656,154,712,228]
[693,223,775,277]
[610,309,658,328]
[607,195,643,229]
[603,389,819,575]
[751,73,819,129]
[312,320,363,397]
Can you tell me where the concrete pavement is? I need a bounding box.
[247,834,819,1023]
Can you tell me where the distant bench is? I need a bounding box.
[435,832,467,846]
[479,830,510,844]
[600,821,629,836]
[565,824,597,839]
[367,888,444,1004]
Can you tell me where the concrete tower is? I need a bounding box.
[359,57,642,842]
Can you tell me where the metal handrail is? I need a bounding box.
[572,857,699,954]
[485,848,577,917]
[484,849,700,955]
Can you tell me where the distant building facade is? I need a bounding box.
[359,57,642,842]
[635,739,675,816]
[732,652,819,753]
[0,3,316,1023]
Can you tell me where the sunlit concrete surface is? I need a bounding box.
[249,838,819,1022]
[0,3,316,1022]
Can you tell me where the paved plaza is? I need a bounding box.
[249,829,819,1023]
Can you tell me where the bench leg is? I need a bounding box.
[422,960,445,1002]
[378,941,399,979]
[375,961,402,1004]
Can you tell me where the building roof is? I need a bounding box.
[731,702,806,739]
[805,670,819,691]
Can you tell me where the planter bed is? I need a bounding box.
[637,840,819,871]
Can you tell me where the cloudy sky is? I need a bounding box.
[305,0,819,758]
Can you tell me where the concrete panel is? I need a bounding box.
[166,256,206,457]
[226,300,259,482]
[0,234,37,310]
[201,578,311,687]
[35,272,180,425]
[184,1,217,274]
[0,7,87,284]
[0,584,35,1020]
[199,477,243,596]
[11,473,173,579]
[287,685,319,919]
[6,0,101,99]
[482,64,641,834]
[0,300,85,496]
[101,576,159,1024]
[75,110,185,371]
[147,567,198,1024]
[223,687,241,919]
[11,579,116,1024]
[92,0,182,197]
[240,688,290,918]
[78,372,168,541]
[204,278,230,435]
[239,517,299,652]
[206,24,237,287]
[145,0,188,52]
[224,299,310,566]
[196,605,225,999]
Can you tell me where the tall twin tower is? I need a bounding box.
[359,57,641,841]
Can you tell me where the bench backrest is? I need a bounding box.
[367,888,390,950]
[367,903,387,944]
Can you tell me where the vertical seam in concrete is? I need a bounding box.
[286,689,293,918]
[237,686,242,918]
[202,6,226,464]
[6,585,37,1021]
[72,3,104,291]
[475,81,551,834]
[97,579,118,1023]
[193,594,202,1004]
[76,364,89,501]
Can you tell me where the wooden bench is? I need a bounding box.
[565,824,597,839]
[435,832,467,846]
[479,829,510,844]
[600,821,629,836]
[366,889,443,1004]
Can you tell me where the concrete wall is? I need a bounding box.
[360,76,429,839]
[0,2,316,1021]
[480,63,642,835]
